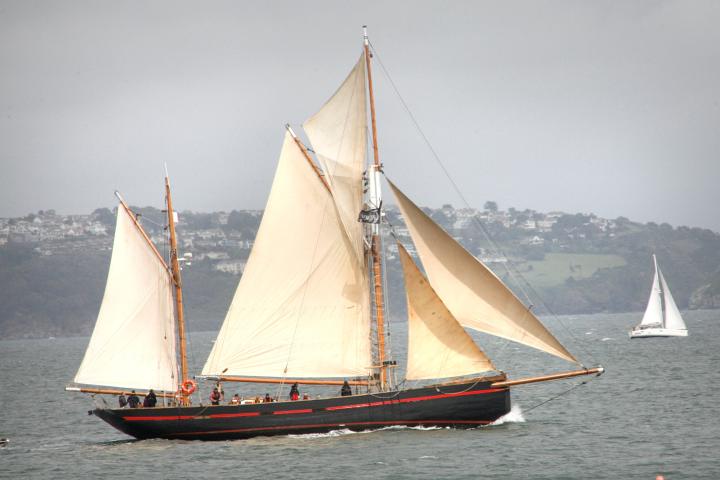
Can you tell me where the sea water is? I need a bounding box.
[1,311,719,479]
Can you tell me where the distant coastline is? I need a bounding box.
[1,204,718,340]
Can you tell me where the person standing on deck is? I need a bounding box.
[127,391,140,408]
[340,380,352,397]
[214,382,225,402]
[289,383,300,401]
[209,388,222,405]
[143,389,157,407]
[118,392,127,408]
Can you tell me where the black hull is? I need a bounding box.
[93,380,511,441]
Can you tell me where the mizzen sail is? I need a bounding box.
[73,204,178,392]
[398,243,495,380]
[388,180,577,364]
[202,132,372,379]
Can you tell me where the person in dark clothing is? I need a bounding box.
[340,380,352,397]
[215,382,225,402]
[143,389,157,408]
[289,383,299,401]
[209,388,222,405]
[127,390,141,408]
[118,393,128,408]
[264,393,272,403]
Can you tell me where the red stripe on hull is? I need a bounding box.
[325,388,502,411]
[124,411,261,421]
[122,388,506,421]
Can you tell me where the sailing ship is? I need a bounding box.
[629,255,688,338]
[66,28,603,440]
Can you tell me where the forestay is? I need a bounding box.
[202,132,372,379]
[388,180,577,364]
[398,243,495,380]
[73,205,178,392]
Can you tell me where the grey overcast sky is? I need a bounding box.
[1,1,719,230]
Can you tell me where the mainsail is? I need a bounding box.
[388,180,577,364]
[73,204,178,392]
[398,243,495,380]
[640,256,663,327]
[202,132,372,379]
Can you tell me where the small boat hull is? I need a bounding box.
[93,379,510,440]
[629,327,688,338]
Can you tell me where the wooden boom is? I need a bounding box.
[214,376,369,387]
[490,366,604,388]
[65,386,176,398]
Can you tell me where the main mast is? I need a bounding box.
[364,26,389,390]
[165,170,189,404]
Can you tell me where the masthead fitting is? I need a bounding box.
[285,123,298,139]
[114,191,124,202]
[363,25,368,45]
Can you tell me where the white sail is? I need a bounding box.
[398,243,495,380]
[388,180,577,364]
[202,132,372,379]
[640,257,663,327]
[658,267,687,331]
[73,204,178,392]
[303,52,368,262]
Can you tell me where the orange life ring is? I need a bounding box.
[180,379,197,395]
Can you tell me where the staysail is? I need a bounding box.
[388,180,577,364]
[398,243,495,380]
[73,204,178,392]
[640,255,663,327]
[303,52,368,262]
[202,132,372,379]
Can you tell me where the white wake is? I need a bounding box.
[488,404,525,426]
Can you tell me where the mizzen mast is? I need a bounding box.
[364,26,389,390]
[164,168,189,404]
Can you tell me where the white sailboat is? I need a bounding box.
[629,254,688,338]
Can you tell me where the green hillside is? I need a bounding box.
[522,253,627,288]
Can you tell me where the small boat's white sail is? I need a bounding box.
[73,204,178,392]
[201,132,372,379]
[398,243,495,380]
[658,268,687,331]
[388,180,577,364]
[639,259,663,327]
[630,255,687,338]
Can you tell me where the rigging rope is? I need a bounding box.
[369,41,597,367]
[522,372,601,414]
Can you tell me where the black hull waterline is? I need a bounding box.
[93,380,511,441]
